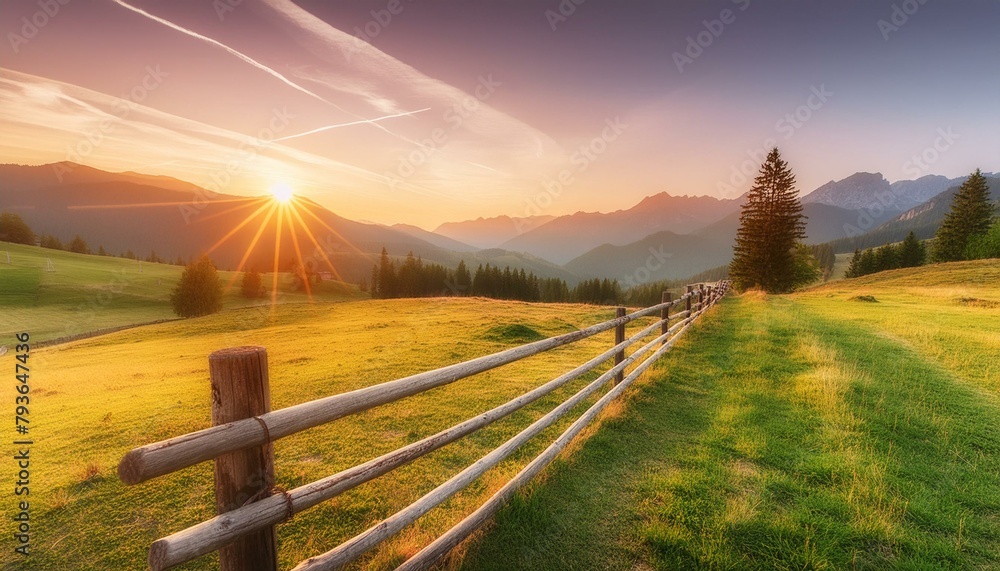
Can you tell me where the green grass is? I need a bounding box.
[3,253,997,570]
[0,296,641,570]
[460,260,1000,570]
[0,241,363,343]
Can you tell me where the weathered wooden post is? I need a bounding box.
[661,291,671,345]
[685,285,693,315]
[614,307,626,385]
[208,346,278,571]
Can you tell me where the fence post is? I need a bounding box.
[209,347,278,571]
[685,285,693,315]
[661,291,671,345]
[614,307,626,385]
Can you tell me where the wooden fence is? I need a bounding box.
[118,281,730,570]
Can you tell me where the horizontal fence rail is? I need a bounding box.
[121,281,730,570]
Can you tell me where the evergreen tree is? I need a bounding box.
[933,169,994,262]
[874,243,899,272]
[729,148,807,293]
[97,245,107,256]
[845,249,863,279]
[377,247,396,298]
[790,244,821,287]
[170,256,223,317]
[898,231,926,268]
[40,235,63,250]
[0,212,35,245]
[240,268,266,299]
[455,260,472,295]
[370,264,379,298]
[68,235,90,254]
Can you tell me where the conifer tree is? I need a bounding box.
[933,169,993,262]
[898,231,926,268]
[729,148,807,292]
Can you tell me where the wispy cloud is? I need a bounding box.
[272,107,431,143]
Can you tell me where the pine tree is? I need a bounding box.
[933,169,994,262]
[455,260,472,295]
[170,256,223,317]
[377,247,396,298]
[729,148,807,293]
[898,231,926,268]
[845,249,862,278]
[97,245,107,256]
[369,264,379,298]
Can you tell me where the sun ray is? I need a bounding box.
[284,204,313,301]
[271,203,285,306]
[224,203,278,292]
[287,199,345,282]
[67,198,256,210]
[203,199,274,256]
[195,196,270,224]
[295,199,374,261]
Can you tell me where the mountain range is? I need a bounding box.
[0,162,992,285]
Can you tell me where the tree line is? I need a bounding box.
[845,231,926,278]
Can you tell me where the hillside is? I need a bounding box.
[0,240,361,342]
[500,193,743,264]
[433,215,555,249]
[564,230,732,282]
[390,224,478,252]
[0,297,619,570]
[463,259,1000,570]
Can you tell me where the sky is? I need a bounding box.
[1,0,998,228]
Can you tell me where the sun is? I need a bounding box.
[270,182,294,204]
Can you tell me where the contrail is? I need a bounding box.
[111,0,331,106]
[111,0,428,145]
[273,108,431,142]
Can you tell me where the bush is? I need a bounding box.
[0,212,35,245]
[240,268,267,299]
[170,256,223,317]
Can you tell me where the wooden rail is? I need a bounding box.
[120,281,730,570]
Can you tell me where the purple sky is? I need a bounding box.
[2,0,998,227]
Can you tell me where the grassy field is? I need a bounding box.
[0,293,648,570]
[3,248,997,570]
[460,259,1000,570]
[0,241,363,343]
